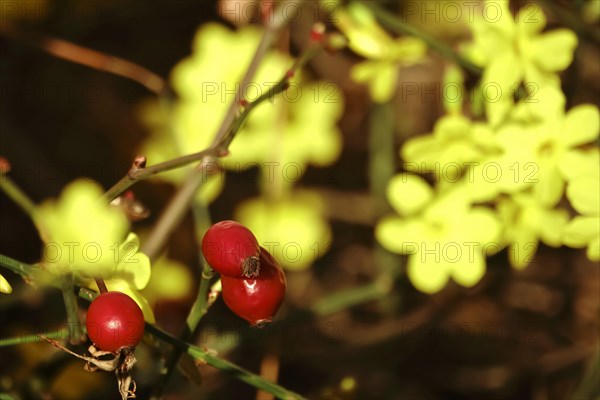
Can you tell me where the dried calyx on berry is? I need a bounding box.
[221,247,286,326]
[202,220,261,278]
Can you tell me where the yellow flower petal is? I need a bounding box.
[538,208,570,247]
[587,238,600,261]
[386,174,433,216]
[561,104,600,147]
[235,194,331,270]
[105,279,155,323]
[508,229,539,269]
[563,216,600,248]
[558,149,600,182]
[451,250,486,288]
[407,254,450,294]
[530,29,578,72]
[0,274,12,294]
[567,176,600,216]
[142,255,193,304]
[533,164,564,207]
[375,217,430,254]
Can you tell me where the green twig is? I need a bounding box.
[144,324,306,400]
[0,253,39,278]
[0,329,68,347]
[140,20,320,262]
[572,344,600,400]
[0,24,169,95]
[368,102,403,313]
[0,254,304,400]
[59,274,84,345]
[149,202,214,399]
[149,263,215,399]
[0,175,36,217]
[310,281,390,316]
[362,2,481,75]
[102,147,217,201]
[538,0,600,45]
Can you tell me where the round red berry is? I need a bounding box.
[221,247,286,326]
[202,220,260,278]
[86,291,145,352]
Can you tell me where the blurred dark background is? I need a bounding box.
[1,1,599,399]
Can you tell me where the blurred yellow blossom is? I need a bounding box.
[33,180,153,320]
[235,192,331,271]
[497,194,569,269]
[463,0,578,126]
[563,149,600,261]
[335,2,426,102]
[0,274,12,294]
[376,174,501,293]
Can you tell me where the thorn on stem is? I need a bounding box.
[218,148,230,157]
[260,0,275,24]
[310,22,326,42]
[133,155,147,169]
[95,277,109,294]
[0,157,11,174]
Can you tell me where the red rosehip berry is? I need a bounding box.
[221,247,286,326]
[85,292,145,353]
[202,220,261,278]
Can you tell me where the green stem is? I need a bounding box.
[102,146,218,202]
[0,175,36,217]
[59,274,84,345]
[0,24,168,94]
[149,202,215,399]
[140,26,320,262]
[310,281,390,316]
[0,253,39,277]
[572,344,600,399]
[0,329,68,347]
[368,102,403,313]
[186,265,215,331]
[0,255,302,399]
[144,324,306,400]
[362,2,481,75]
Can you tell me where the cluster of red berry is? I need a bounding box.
[202,220,287,326]
[85,220,286,353]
